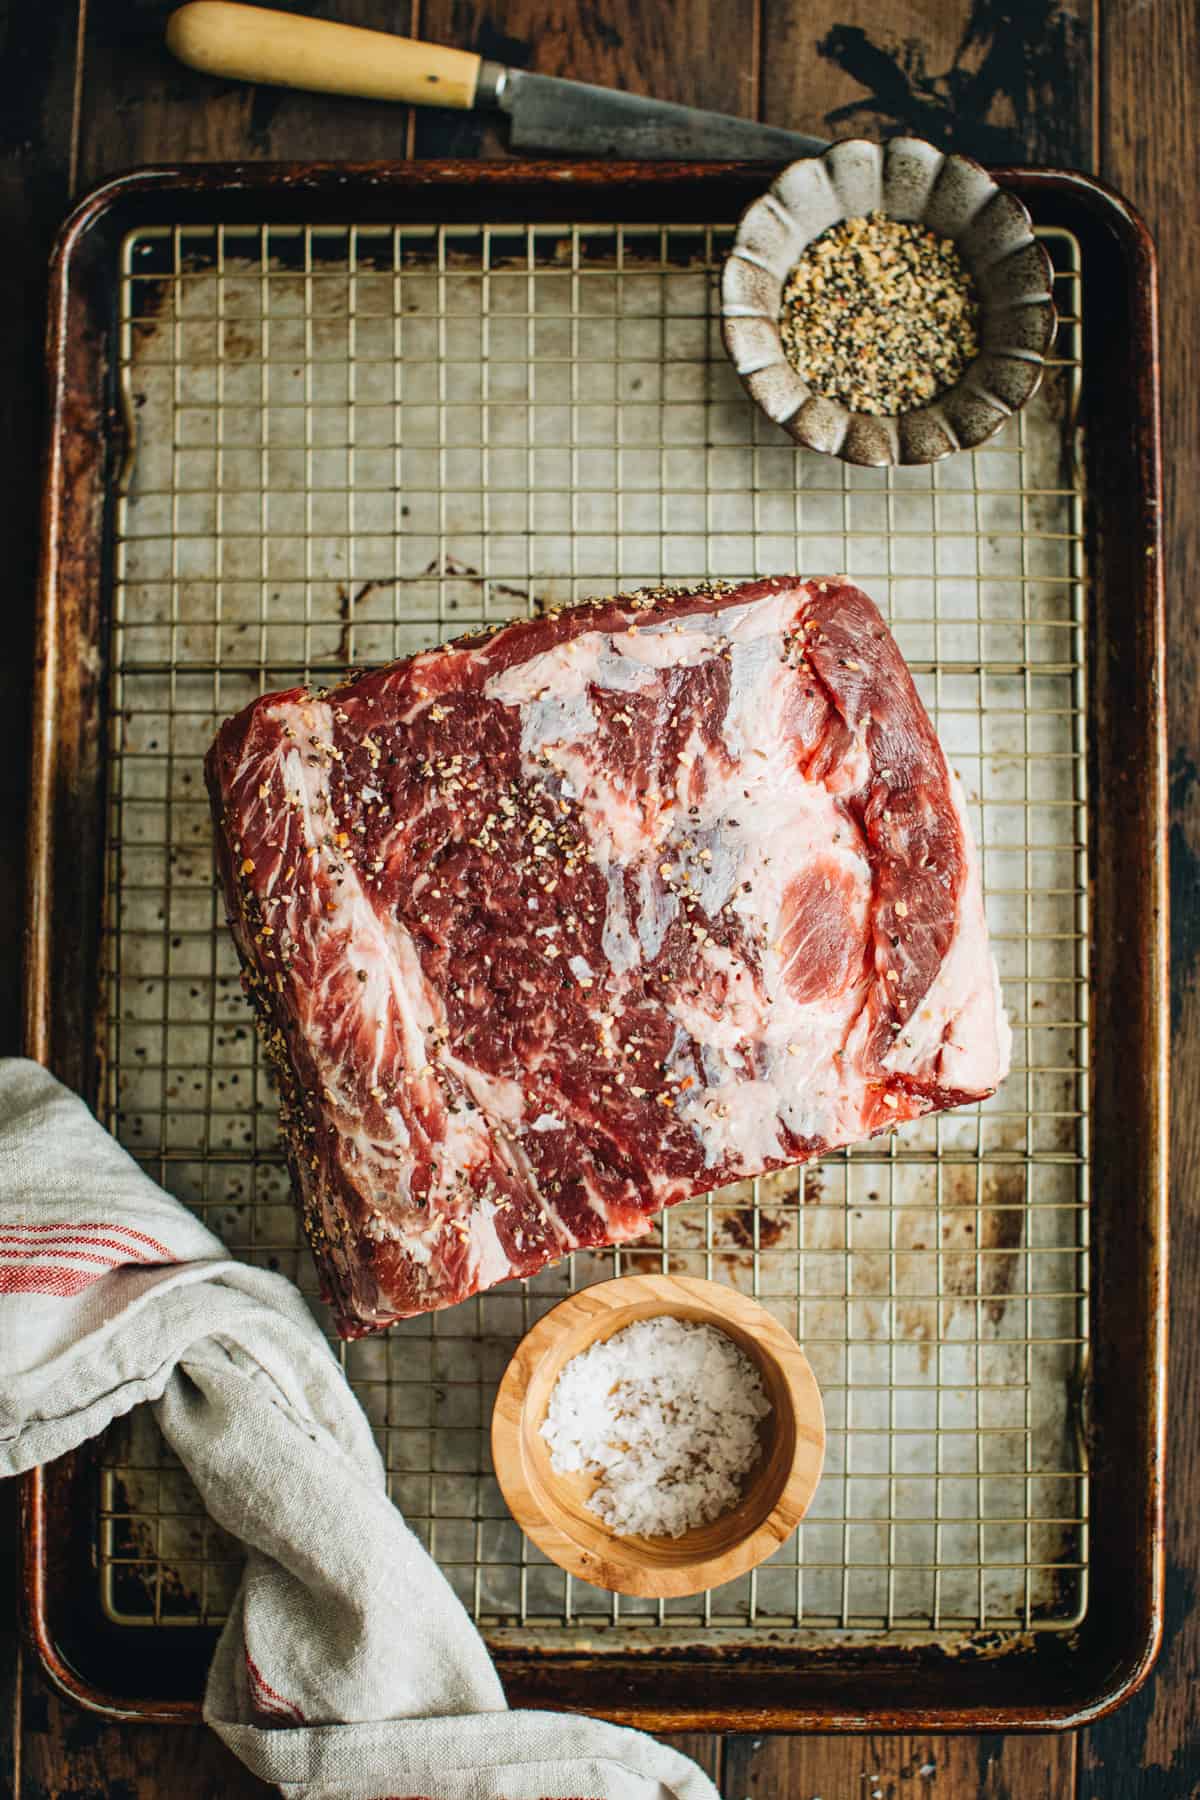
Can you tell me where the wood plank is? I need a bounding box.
[723,1733,1077,1799]
[411,0,761,155]
[74,0,420,183]
[760,0,1095,165]
[20,1708,270,1798]
[663,1732,722,1780]
[1082,0,1199,1787]
[0,0,81,1054]
[0,0,85,1777]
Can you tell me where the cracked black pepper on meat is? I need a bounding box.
[779,212,981,415]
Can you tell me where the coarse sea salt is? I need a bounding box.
[540,1315,771,1539]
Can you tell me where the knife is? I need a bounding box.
[166,2,827,161]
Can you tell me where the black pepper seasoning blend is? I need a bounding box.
[779,211,981,416]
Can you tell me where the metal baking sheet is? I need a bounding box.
[95,213,1089,1649]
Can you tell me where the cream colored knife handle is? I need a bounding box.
[167,2,483,109]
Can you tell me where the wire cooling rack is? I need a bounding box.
[97,217,1088,1646]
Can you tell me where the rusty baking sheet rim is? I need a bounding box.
[22,159,1166,1733]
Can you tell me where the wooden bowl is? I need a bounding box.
[490,1274,826,1599]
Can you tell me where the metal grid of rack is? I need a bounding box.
[98,217,1089,1644]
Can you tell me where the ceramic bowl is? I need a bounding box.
[720,137,1057,466]
[491,1274,826,1600]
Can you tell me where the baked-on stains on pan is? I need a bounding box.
[1170,749,1200,1034]
[721,1207,788,1251]
[938,1164,1027,1328]
[818,0,1089,166]
[335,580,384,666]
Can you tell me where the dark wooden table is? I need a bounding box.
[1,0,1195,1793]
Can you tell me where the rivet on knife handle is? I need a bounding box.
[166,1,483,110]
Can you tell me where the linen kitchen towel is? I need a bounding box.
[0,1058,717,1800]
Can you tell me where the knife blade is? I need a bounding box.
[479,64,827,161]
[167,3,827,161]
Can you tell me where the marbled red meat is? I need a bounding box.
[206,577,1010,1335]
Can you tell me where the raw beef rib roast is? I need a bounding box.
[206,577,1011,1334]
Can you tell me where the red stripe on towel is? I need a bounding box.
[0,1246,127,1270]
[245,1651,305,1725]
[0,1235,159,1264]
[0,1265,106,1296]
[0,1219,174,1258]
